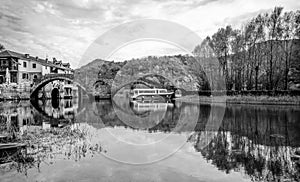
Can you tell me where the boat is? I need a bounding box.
[0,143,27,164]
[130,88,174,100]
[0,143,26,151]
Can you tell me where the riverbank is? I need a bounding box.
[176,95,300,105]
[0,84,31,101]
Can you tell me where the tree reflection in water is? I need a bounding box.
[193,128,300,182]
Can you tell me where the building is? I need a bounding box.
[0,50,77,99]
[0,50,73,84]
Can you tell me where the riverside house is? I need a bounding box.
[0,50,73,84]
[0,50,76,99]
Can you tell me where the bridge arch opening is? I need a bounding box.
[51,87,60,109]
[51,88,59,100]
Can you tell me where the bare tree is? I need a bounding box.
[265,7,284,90]
[0,44,5,52]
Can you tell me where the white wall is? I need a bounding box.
[18,59,43,73]
[18,58,45,83]
[41,65,50,75]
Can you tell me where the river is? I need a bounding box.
[0,96,299,182]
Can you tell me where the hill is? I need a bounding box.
[74,55,209,94]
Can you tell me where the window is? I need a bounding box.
[32,63,36,68]
[0,60,7,67]
[22,73,28,79]
[23,61,27,68]
[137,90,156,94]
[0,75,4,84]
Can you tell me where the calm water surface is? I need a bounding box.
[0,96,299,182]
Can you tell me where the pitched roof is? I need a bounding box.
[0,50,73,71]
[0,50,22,58]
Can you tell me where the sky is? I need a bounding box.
[0,0,299,68]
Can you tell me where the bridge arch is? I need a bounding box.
[93,79,113,97]
[93,80,111,88]
[30,75,87,99]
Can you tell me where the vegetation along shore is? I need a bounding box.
[176,95,300,105]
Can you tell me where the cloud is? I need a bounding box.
[158,0,224,14]
[108,40,190,62]
[0,0,299,68]
[221,8,272,28]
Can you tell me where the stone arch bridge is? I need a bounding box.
[30,74,88,99]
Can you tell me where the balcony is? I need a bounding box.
[0,66,18,72]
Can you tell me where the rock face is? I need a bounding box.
[75,55,208,96]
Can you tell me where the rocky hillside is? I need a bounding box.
[74,59,124,92]
[75,55,209,93]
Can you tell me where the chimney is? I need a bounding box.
[24,54,30,58]
[53,57,57,63]
[35,56,38,60]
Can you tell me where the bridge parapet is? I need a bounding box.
[43,74,74,80]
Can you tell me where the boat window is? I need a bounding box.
[138,90,156,93]
[134,89,167,94]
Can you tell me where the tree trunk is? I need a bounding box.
[285,43,289,90]
[285,40,293,90]
[269,41,273,90]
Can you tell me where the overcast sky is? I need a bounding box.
[1,0,299,68]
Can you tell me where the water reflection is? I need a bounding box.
[35,98,79,120]
[131,100,173,112]
[0,98,300,181]
[191,105,300,181]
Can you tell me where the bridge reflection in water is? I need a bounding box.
[0,97,300,181]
